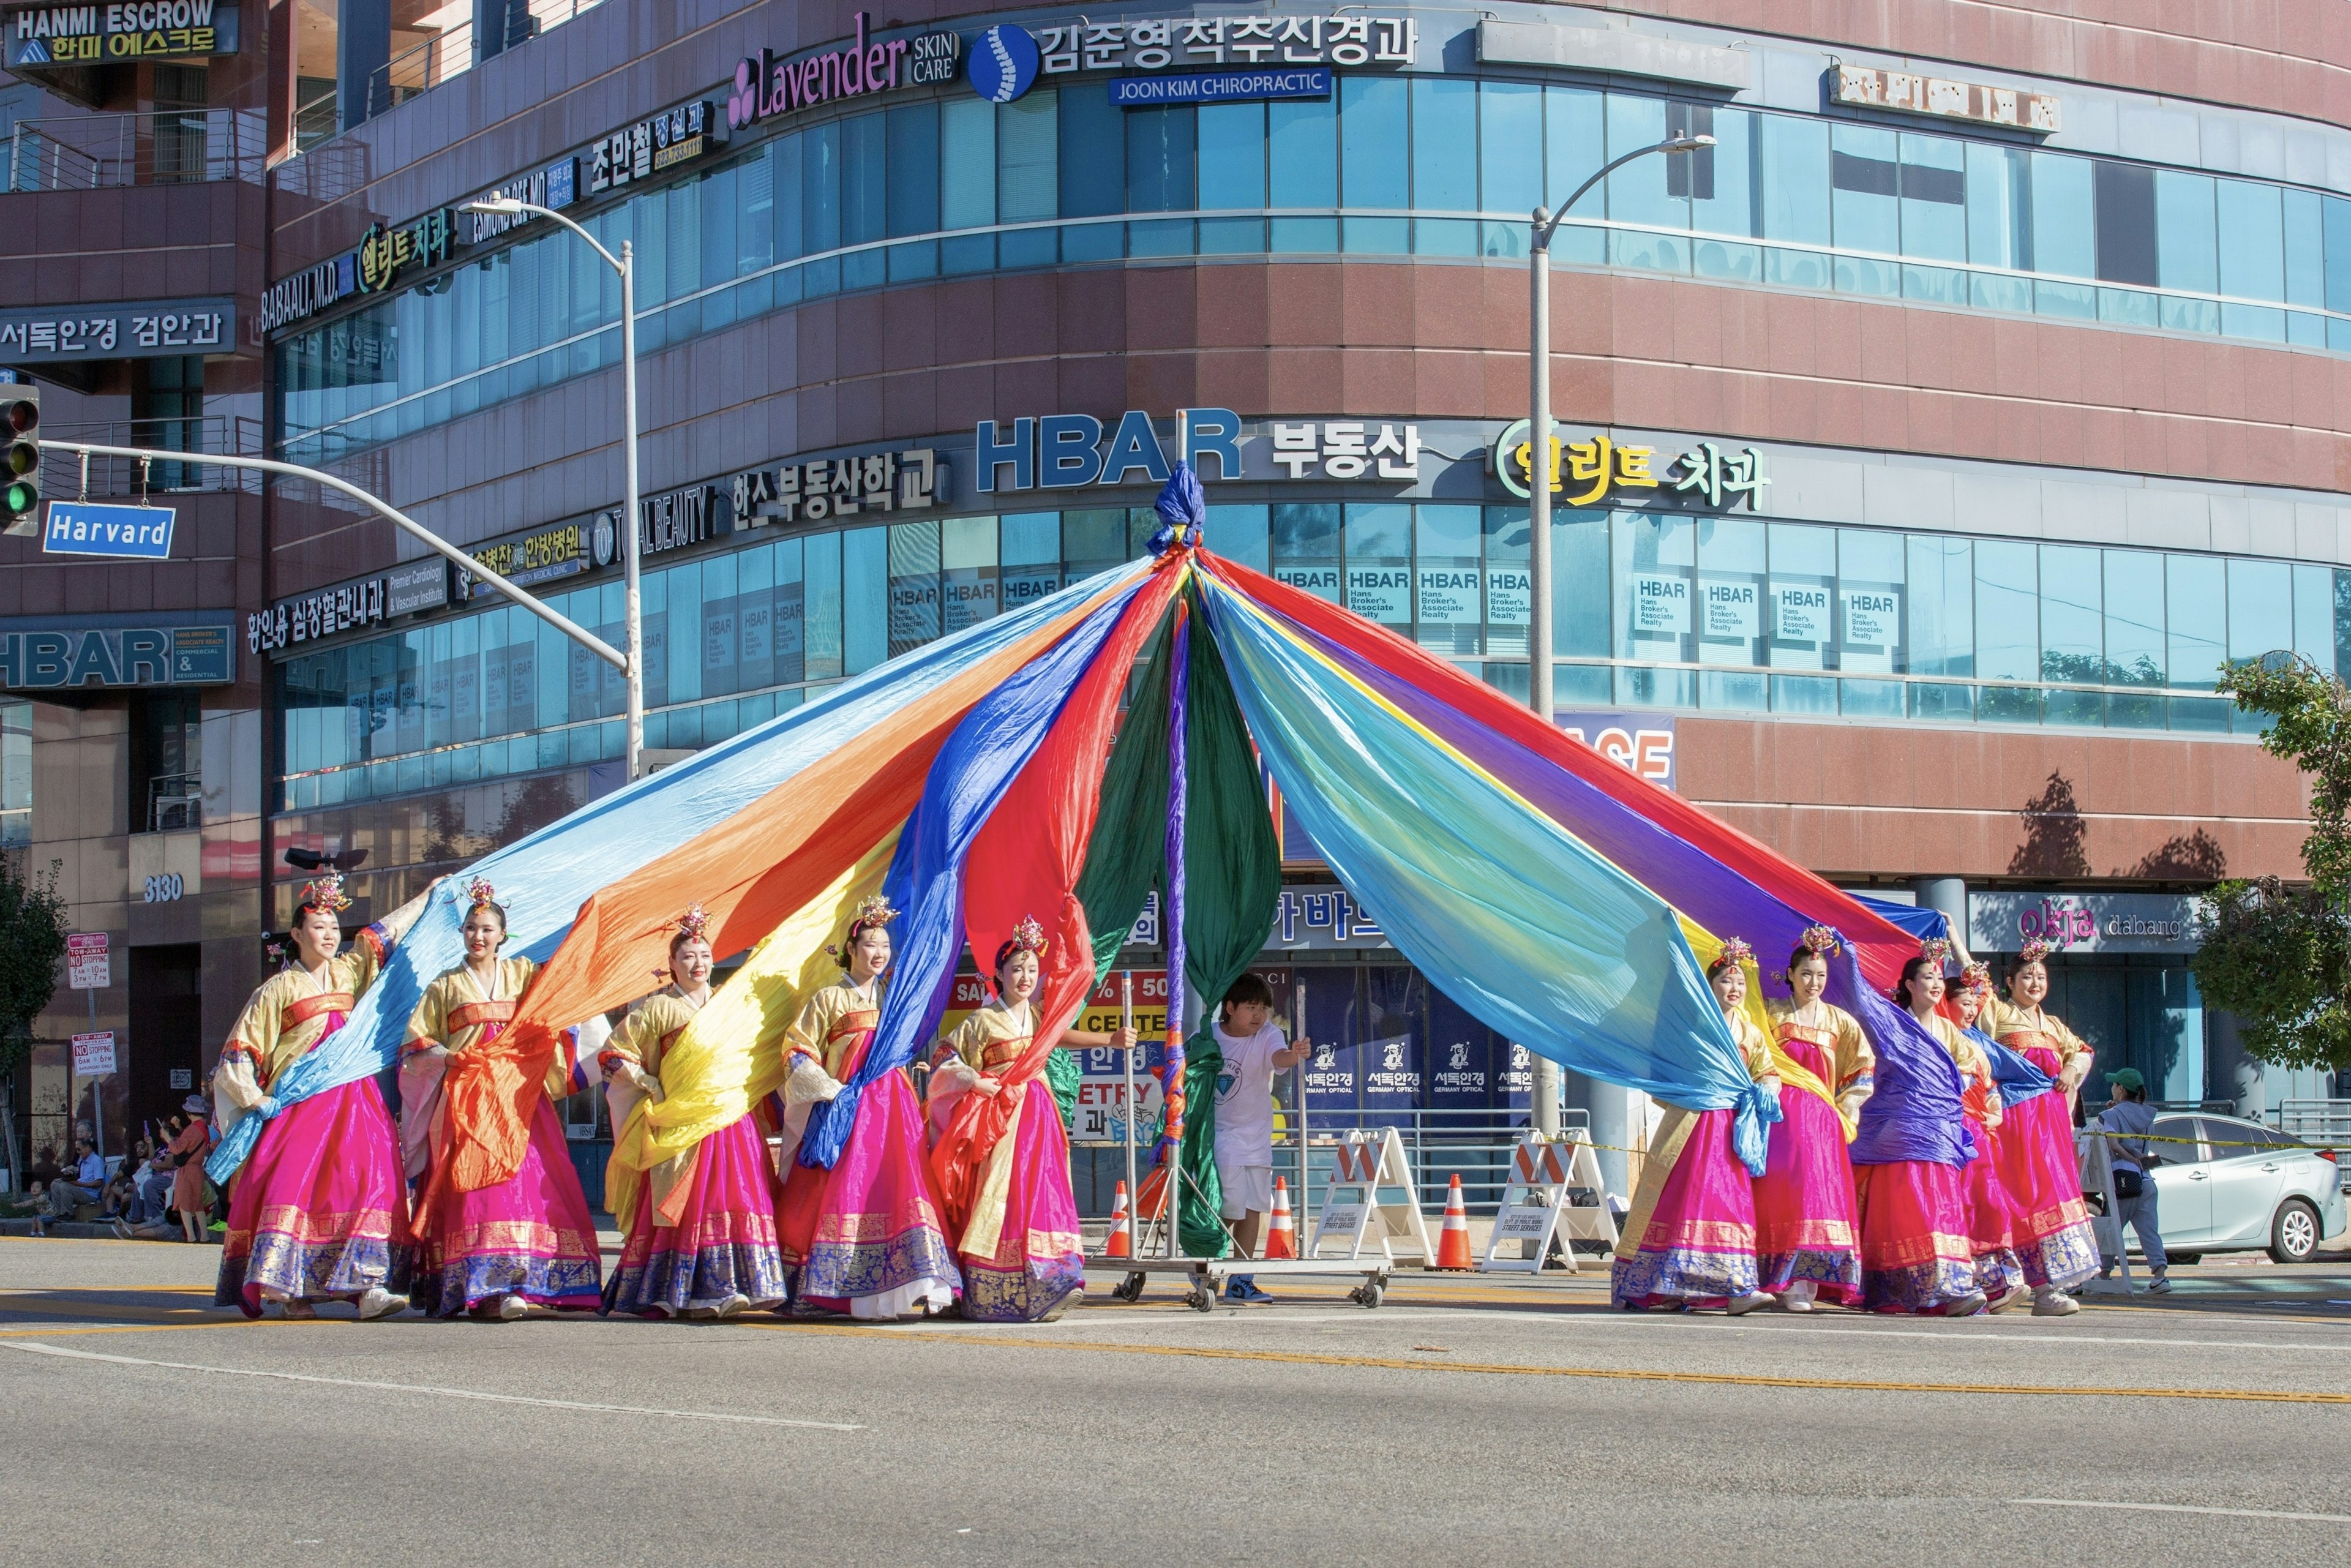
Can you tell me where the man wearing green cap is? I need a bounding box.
[2097,1068,2170,1294]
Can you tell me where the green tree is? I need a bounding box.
[0,855,69,1193]
[2192,655,2351,1072]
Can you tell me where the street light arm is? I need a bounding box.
[1534,135,1714,250]
[44,439,629,672]
[470,198,625,277]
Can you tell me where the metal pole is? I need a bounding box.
[45,441,625,672]
[1528,213,1562,1142]
[1294,975,1308,1251]
[1120,970,1138,1232]
[619,239,645,782]
[87,988,101,1161]
[1521,135,1709,1146]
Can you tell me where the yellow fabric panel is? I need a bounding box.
[606,830,899,1236]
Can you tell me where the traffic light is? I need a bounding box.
[0,381,37,533]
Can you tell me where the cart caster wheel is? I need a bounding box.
[1351,1281,1385,1310]
[1187,1282,1216,1313]
[1112,1274,1146,1304]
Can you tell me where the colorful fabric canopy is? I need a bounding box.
[223,463,1966,1203]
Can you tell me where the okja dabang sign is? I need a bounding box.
[728,12,959,131]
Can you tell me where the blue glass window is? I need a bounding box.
[1340,75,1408,254]
[1829,123,1898,296]
[999,91,1058,268]
[1198,100,1266,253]
[1059,86,1125,261]
[1409,77,1477,256]
[1478,81,1541,258]
[1267,94,1337,252]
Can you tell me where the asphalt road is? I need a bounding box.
[6,1237,2351,1566]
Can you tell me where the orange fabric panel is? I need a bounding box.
[440,588,1124,1194]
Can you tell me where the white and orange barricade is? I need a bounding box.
[1307,1127,1431,1264]
[1481,1130,1616,1274]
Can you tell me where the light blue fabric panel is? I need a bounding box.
[1197,576,1779,1172]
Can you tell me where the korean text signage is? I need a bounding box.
[1029,14,1417,73]
[249,559,445,653]
[461,523,584,598]
[1496,423,1769,509]
[0,296,231,361]
[261,213,457,334]
[6,0,238,66]
[1968,893,2200,956]
[590,485,721,568]
[730,445,946,525]
[977,409,1426,493]
[1,622,231,688]
[1834,64,2060,135]
[591,100,722,196]
[727,13,954,132]
[357,209,457,294]
[41,500,173,560]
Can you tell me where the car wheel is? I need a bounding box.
[2268,1198,2322,1265]
[2164,1252,2201,1267]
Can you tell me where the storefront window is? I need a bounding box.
[2,699,31,848]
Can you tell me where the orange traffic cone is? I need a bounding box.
[1435,1172,1474,1270]
[1264,1176,1297,1259]
[1104,1180,1132,1259]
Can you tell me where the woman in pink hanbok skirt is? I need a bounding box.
[401,877,601,1319]
[1612,939,1777,1313]
[601,906,790,1319]
[1753,929,1870,1310]
[927,917,1135,1323]
[774,895,961,1319]
[1981,940,2102,1316]
[212,871,429,1320]
[1854,951,1989,1316]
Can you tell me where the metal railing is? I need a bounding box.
[146,771,201,833]
[6,109,266,191]
[41,416,267,498]
[364,0,606,123]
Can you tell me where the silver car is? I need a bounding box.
[2139,1114,2349,1264]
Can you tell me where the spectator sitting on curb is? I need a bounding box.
[26,1145,61,1193]
[119,1141,179,1238]
[32,1139,106,1234]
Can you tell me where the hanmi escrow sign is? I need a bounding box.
[5,0,240,66]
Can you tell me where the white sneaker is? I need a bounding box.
[2031,1286,2080,1318]
[495,1294,530,1321]
[1777,1282,1817,1313]
[713,1293,752,1319]
[356,1286,408,1321]
[1726,1291,1772,1316]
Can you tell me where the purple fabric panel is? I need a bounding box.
[1158,613,1191,1165]
[1835,948,1976,1169]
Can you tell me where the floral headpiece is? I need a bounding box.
[1959,961,1993,996]
[297,871,352,913]
[1709,936,1753,975]
[992,914,1050,974]
[263,932,287,967]
[827,893,899,961]
[1799,924,1842,956]
[1920,937,1952,969]
[2015,939,2052,966]
[466,876,499,911]
[673,903,712,943]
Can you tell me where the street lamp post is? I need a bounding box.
[1524,133,1712,1141]
[461,197,645,782]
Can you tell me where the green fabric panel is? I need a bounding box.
[1172,598,1283,1259]
[1177,1024,1229,1258]
[1073,610,1176,983]
[1046,1049,1079,1130]
[1177,600,1284,1007]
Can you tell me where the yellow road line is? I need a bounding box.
[746,1321,2351,1404]
[0,1321,271,1340]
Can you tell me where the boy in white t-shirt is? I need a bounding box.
[1212,972,1310,1304]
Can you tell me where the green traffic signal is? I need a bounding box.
[0,383,38,526]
